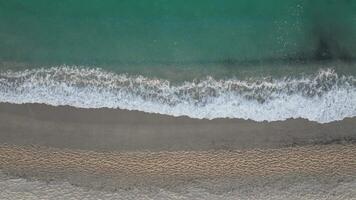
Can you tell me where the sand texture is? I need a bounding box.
[0,144,355,188]
[1,103,356,199]
[0,103,355,151]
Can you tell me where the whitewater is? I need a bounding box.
[0,66,355,123]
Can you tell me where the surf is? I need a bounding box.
[0,66,355,123]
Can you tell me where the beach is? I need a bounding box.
[1,135,356,199]
[0,103,356,198]
[1,1,356,198]
[1,143,356,185]
[0,103,355,152]
[0,68,355,199]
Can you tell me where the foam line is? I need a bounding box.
[1,66,355,123]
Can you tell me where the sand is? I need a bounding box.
[0,103,356,198]
[0,103,355,151]
[0,144,355,189]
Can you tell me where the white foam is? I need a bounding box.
[0,66,355,123]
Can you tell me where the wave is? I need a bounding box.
[0,66,355,123]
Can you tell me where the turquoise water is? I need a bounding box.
[0,1,356,122]
[1,1,356,71]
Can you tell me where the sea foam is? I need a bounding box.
[0,66,355,123]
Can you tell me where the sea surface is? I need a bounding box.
[1,0,356,123]
[1,1,356,199]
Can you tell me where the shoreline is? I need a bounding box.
[0,102,356,151]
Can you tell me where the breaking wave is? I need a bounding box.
[0,66,355,123]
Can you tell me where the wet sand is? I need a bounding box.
[1,103,356,198]
[0,103,355,151]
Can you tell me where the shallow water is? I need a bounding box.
[1,171,356,200]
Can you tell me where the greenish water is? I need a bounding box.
[1,1,356,122]
[1,0,356,75]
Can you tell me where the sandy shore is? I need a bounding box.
[0,144,355,189]
[0,103,355,151]
[0,103,356,197]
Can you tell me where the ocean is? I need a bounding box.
[1,1,356,199]
[1,0,356,123]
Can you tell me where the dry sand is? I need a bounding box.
[0,144,355,189]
